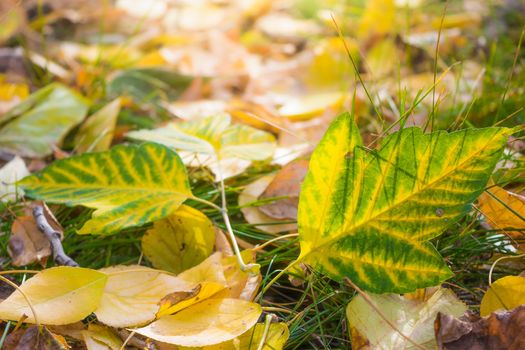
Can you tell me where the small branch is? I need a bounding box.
[32,206,78,267]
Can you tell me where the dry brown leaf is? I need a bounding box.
[259,159,309,220]
[435,306,525,350]
[4,326,69,350]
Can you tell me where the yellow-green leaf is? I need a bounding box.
[142,205,215,274]
[0,267,107,325]
[298,112,508,293]
[134,298,262,347]
[75,98,122,153]
[480,276,525,316]
[95,265,190,327]
[346,288,466,349]
[205,322,290,350]
[127,114,276,179]
[19,142,192,235]
[0,83,89,157]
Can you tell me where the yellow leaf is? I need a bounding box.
[219,250,260,301]
[0,267,107,325]
[156,282,225,318]
[480,276,525,316]
[205,322,289,350]
[277,92,345,121]
[95,265,190,327]
[478,186,525,242]
[82,324,123,350]
[142,205,215,274]
[358,0,396,38]
[134,298,262,347]
[75,98,122,153]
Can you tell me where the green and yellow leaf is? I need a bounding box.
[0,267,107,325]
[298,112,508,293]
[19,142,192,235]
[134,298,262,347]
[142,205,215,274]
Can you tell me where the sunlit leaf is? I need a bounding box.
[205,322,289,350]
[19,143,192,235]
[0,267,107,325]
[157,282,225,317]
[480,276,525,317]
[298,112,509,293]
[134,298,262,347]
[0,83,89,157]
[277,92,345,121]
[74,98,122,153]
[142,205,215,274]
[95,265,189,328]
[346,288,466,349]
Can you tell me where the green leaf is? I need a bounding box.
[0,83,89,157]
[298,112,509,293]
[142,204,215,274]
[0,267,107,325]
[74,98,122,153]
[127,114,276,179]
[108,68,193,103]
[19,142,192,235]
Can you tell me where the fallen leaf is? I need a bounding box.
[134,298,262,347]
[142,205,215,274]
[156,282,225,318]
[0,83,89,157]
[0,156,29,202]
[0,267,107,325]
[478,186,525,245]
[435,305,525,350]
[95,265,189,328]
[82,324,123,350]
[74,98,122,153]
[259,159,309,220]
[277,91,346,121]
[219,250,260,301]
[205,322,290,350]
[480,276,525,316]
[238,174,298,234]
[8,216,52,266]
[346,288,466,349]
[4,326,69,350]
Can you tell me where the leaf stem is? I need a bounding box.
[257,259,301,300]
[256,314,273,350]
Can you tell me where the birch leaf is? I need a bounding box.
[19,142,192,235]
[298,112,509,293]
[0,267,107,325]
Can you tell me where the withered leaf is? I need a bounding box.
[435,305,525,350]
[259,159,309,220]
[4,326,69,350]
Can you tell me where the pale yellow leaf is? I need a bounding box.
[134,298,262,347]
[0,156,29,203]
[82,324,123,350]
[0,267,107,325]
[75,98,121,153]
[205,322,289,350]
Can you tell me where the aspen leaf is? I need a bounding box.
[346,288,466,349]
[134,298,262,347]
[95,265,190,328]
[480,276,525,316]
[127,114,276,180]
[0,267,107,325]
[298,112,509,293]
[19,142,192,235]
[75,98,122,153]
[142,205,215,274]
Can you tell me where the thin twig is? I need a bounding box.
[344,278,431,350]
[32,205,78,267]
